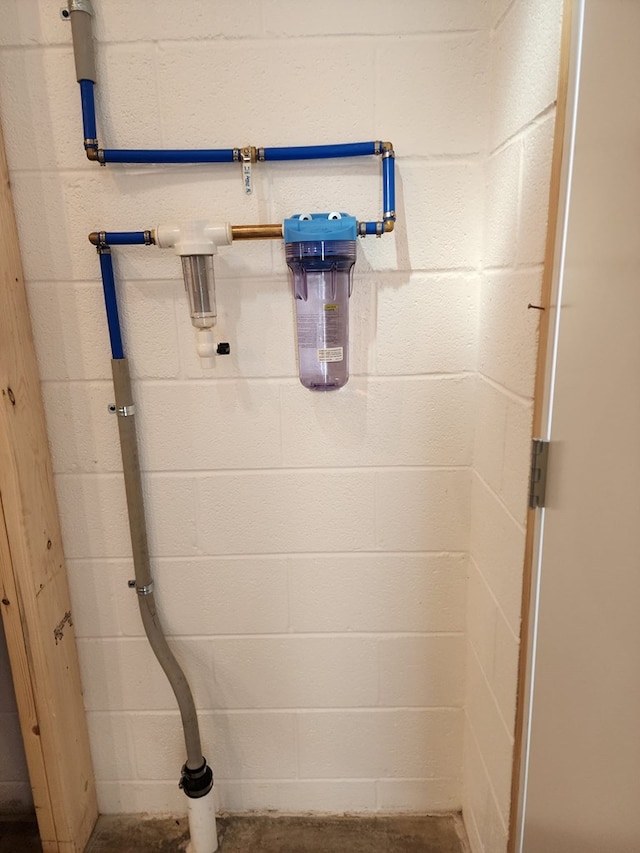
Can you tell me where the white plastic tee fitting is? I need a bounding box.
[156,221,232,256]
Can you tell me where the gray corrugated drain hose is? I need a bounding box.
[111,358,206,773]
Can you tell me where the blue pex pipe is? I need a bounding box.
[80,79,97,142]
[101,148,235,164]
[98,251,124,360]
[101,232,150,245]
[100,142,379,164]
[383,155,396,219]
[263,142,378,161]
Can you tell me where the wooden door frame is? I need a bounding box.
[508,0,577,849]
[0,116,97,851]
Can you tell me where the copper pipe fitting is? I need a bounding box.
[231,224,283,241]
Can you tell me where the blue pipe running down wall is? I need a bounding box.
[80,79,96,144]
[98,249,124,360]
[382,154,396,219]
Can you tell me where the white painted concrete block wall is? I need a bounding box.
[463,1,562,851]
[0,0,489,816]
[0,0,563,829]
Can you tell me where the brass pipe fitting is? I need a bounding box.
[233,146,257,163]
[231,224,283,241]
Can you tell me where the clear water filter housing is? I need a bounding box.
[181,253,217,368]
[181,254,216,328]
[284,213,357,391]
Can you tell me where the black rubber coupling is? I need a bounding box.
[179,758,214,799]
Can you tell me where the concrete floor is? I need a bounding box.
[1,812,469,852]
[217,814,469,853]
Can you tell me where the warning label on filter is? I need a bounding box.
[318,347,344,363]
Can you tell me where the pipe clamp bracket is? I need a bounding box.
[135,582,154,597]
[108,404,136,417]
[67,0,94,14]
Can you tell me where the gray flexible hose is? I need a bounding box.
[111,358,203,770]
[69,6,97,83]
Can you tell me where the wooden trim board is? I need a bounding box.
[507,1,576,849]
[0,116,97,851]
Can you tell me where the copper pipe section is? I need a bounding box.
[231,223,283,241]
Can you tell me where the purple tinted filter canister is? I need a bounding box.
[284,214,357,391]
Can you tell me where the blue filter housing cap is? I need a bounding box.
[283,213,357,243]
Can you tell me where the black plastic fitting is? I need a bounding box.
[216,342,231,355]
[179,758,214,799]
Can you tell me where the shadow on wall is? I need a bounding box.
[0,621,33,814]
[523,825,637,853]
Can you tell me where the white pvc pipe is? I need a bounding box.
[186,787,219,853]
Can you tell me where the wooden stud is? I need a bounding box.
[0,115,98,850]
[507,1,575,850]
